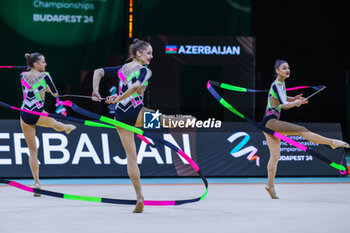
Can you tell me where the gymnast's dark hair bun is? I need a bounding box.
[274,59,288,70]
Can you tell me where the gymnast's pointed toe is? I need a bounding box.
[133,200,144,213]
[265,185,279,199]
[331,140,350,149]
[33,184,41,197]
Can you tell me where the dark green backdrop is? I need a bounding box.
[0,0,126,117]
[0,0,251,118]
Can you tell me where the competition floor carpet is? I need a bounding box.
[1,177,349,233]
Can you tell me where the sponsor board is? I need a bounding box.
[0,120,346,177]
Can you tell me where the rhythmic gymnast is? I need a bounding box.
[20,53,76,196]
[262,59,349,199]
[92,39,193,213]
[92,39,154,213]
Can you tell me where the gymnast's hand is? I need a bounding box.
[291,94,302,101]
[301,97,308,104]
[92,90,102,102]
[293,94,308,105]
[295,99,308,107]
[105,94,119,104]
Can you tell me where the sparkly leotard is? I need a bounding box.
[20,71,57,124]
[261,80,287,126]
[103,64,151,125]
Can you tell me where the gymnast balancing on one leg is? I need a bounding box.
[262,59,349,199]
[20,53,76,196]
[92,39,195,213]
[92,39,153,213]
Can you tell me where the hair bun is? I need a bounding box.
[24,53,31,60]
[127,38,150,61]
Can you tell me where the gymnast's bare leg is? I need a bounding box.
[116,125,144,213]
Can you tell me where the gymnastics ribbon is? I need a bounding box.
[209,80,325,93]
[339,151,347,175]
[0,100,115,129]
[207,80,345,171]
[55,97,67,116]
[0,66,27,70]
[0,100,208,206]
[56,99,159,148]
[0,98,156,149]
[0,97,147,141]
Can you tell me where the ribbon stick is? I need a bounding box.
[0,100,208,206]
[58,94,106,101]
[206,80,345,171]
[303,86,326,101]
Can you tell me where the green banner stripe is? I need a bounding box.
[85,120,115,129]
[219,98,244,119]
[64,194,101,202]
[99,116,144,135]
[220,83,247,92]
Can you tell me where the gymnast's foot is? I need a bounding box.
[33,184,41,197]
[133,199,144,213]
[65,124,76,134]
[265,185,279,199]
[331,139,350,149]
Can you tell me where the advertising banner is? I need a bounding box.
[0,120,346,178]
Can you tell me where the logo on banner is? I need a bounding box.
[162,117,221,128]
[227,132,260,166]
[143,110,161,129]
[143,110,221,129]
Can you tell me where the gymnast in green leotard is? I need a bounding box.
[262,59,349,199]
